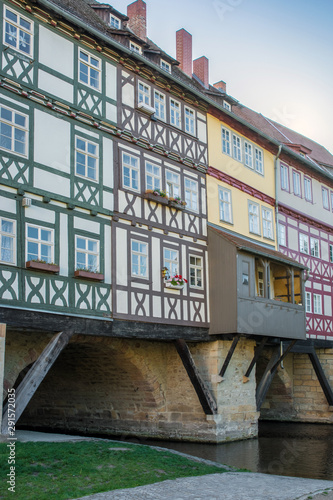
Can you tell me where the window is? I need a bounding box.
[110,15,120,29]
[223,101,231,111]
[310,237,319,258]
[75,236,99,272]
[244,141,253,169]
[293,171,301,196]
[189,256,203,288]
[305,292,311,313]
[122,152,139,191]
[262,207,273,239]
[330,244,333,263]
[322,187,329,210]
[255,148,264,174]
[278,224,286,247]
[280,164,289,191]
[170,99,181,128]
[160,59,171,73]
[130,41,141,54]
[166,170,180,198]
[145,162,161,191]
[299,233,309,254]
[185,107,195,135]
[233,134,242,162]
[26,224,54,263]
[248,202,260,235]
[164,248,178,278]
[304,177,312,202]
[75,137,98,181]
[131,240,148,278]
[154,90,165,121]
[0,105,28,156]
[219,186,232,223]
[79,49,101,91]
[4,7,33,57]
[221,127,231,156]
[313,294,322,315]
[0,218,15,264]
[138,82,150,106]
[257,267,264,297]
[185,178,198,211]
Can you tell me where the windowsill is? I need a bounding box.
[168,199,186,210]
[3,45,33,61]
[74,269,104,281]
[144,191,169,205]
[165,283,184,291]
[26,261,59,273]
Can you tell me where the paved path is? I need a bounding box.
[14,431,333,500]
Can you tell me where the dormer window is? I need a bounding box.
[130,41,142,54]
[223,100,231,111]
[110,15,121,29]
[160,59,171,73]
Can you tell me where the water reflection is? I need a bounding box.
[130,422,333,480]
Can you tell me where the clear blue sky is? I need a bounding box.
[106,0,333,153]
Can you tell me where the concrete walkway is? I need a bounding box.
[15,431,333,500]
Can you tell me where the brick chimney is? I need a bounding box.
[176,29,192,77]
[193,56,209,88]
[213,80,226,93]
[127,0,147,40]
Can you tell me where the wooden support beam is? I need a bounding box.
[174,339,217,415]
[243,336,268,383]
[219,333,240,377]
[0,324,6,433]
[1,330,74,435]
[308,349,333,406]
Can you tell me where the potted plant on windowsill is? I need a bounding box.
[165,274,188,290]
[74,268,104,281]
[144,188,169,205]
[168,197,186,210]
[26,260,60,273]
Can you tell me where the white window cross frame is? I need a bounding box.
[0,105,28,157]
[26,224,54,264]
[0,217,16,265]
[79,49,101,91]
[4,6,33,57]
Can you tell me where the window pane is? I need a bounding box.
[41,229,51,242]
[27,226,38,239]
[76,238,86,250]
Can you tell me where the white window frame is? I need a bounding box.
[255,147,264,175]
[184,177,198,212]
[26,224,54,264]
[79,49,101,91]
[138,81,150,106]
[184,106,195,135]
[122,152,140,192]
[189,255,203,289]
[145,161,161,191]
[0,105,28,157]
[280,164,289,191]
[110,14,120,29]
[293,170,301,197]
[218,186,232,223]
[130,41,142,54]
[75,235,100,273]
[329,244,333,263]
[154,90,166,121]
[0,217,16,265]
[313,293,322,315]
[163,248,179,278]
[165,170,180,199]
[3,6,33,57]
[299,233,309,254]
[244,141,253,169]
[75,136,99,181]
[305,291,311,313]
[131,240,148,279]
[262,207,274,240]
[222,127,231,156]
[278,223,286,247]
[248,201,260,235]
[304,177,312,202]
[257,267,264,297]
[233,134,242,162]
[322,187,329,210]
[160,59,171,73]
[223,100,231,111]
[170,99,181,128]
[310,237,319,258]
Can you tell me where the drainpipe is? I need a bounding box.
[275,145,283,251]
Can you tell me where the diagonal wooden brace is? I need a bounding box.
[219,333,241,378]
[243,336,268,383]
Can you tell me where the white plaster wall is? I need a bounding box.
[151,236,161,292]
[0,197,16,214]
[26,205,55,224]
[197,120,207,144]
[102,137,113,189]
[122,82,134,107]
[104,224,112,284]
[39,26,74,79]
[116,228,128,286]
[38,70,73,103]
[106,102,117,123]
[59,213,68,276]
[105,63,117,101]
[34,168,70,198]
[324,295,332,316]
[74,217,100,234]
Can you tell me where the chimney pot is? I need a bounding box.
[193,56,209,88]
[176,29,192,77]
[127,0,147,40]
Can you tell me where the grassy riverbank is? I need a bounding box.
[0,440,227,500]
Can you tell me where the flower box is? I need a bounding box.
[168,200,186,210]
[165,282,185,290]
[26,261,59,273]
[74,269,104,281]
[144,191,169,205]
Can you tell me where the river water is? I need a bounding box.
[132,422,333,480]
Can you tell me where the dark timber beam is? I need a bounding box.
[174,339,217,415]
[256,340,296,411]
[308,349,333,406]
[243,336,268,383]
[219,333,241,377]
[1,330,74,435]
